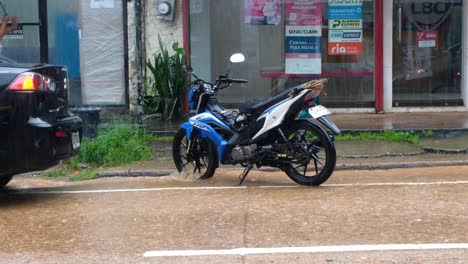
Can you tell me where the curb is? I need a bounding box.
[98,160,468,178]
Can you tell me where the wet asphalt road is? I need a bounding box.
[0,166,467,264]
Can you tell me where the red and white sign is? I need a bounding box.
[328,42,362,55]
[416,31,438,48]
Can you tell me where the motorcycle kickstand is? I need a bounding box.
[237,164,253,186]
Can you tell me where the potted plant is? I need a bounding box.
[145,35,188,120]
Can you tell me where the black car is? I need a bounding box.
[0,56,81,188]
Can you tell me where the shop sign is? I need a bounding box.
[328,0,363,56]
[286,26,322,37]
[285,0,322,74]
[328,0,362,6]
[328,5,363,19]
[3,25,23,40]
[416,31,438,48]
[286,36,321,54]
[329,19,362,29]
[245,0,282,25]
[329,29,362,42]
[400,0,455,31]
[328,42,362,55]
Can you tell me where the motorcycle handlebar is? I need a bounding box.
[229,78,248,84]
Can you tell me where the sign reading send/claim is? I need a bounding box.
[285,0,322,74]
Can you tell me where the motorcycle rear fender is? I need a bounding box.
[180,121,228,162]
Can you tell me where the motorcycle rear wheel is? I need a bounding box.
[283,121,336,186]
[172,129,217,179]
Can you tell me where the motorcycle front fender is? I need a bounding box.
[317,116,341,135]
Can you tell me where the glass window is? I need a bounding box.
[190,0,376,108]
[392,0,463,106]
[0,0,41,63]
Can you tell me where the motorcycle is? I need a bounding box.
[172,53,341,186]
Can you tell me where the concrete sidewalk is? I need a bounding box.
[100,112,468,177]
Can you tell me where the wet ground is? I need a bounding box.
[1,166,467,263]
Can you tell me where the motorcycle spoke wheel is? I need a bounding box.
[284,121,336,186]
[172,129,217,180]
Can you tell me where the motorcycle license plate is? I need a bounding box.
[72,131,81,150]
[308,105,331,119]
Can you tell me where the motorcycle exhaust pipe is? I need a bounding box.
[317,116,341,135]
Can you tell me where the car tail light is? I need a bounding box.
[8,72,56,92]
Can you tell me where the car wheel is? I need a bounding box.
[0,175,13,188]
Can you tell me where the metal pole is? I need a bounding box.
[135,0,144,124]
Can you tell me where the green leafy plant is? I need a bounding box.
[145,35,189,119]
[78,124,152,167]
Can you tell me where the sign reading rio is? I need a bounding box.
[328,42,362,55]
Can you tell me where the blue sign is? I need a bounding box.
[286,37,321,54]
[328,5,363,19]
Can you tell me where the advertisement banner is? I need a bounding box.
[245,0,282,25]
[329,19,362,30]
[328,0,363,55]
[328,42,363,55]
[285,0,322,74]
[328,5,362,19]
[416,31,439,48]
[329,29,362,42]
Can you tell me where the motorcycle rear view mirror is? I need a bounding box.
[230,53,245,63]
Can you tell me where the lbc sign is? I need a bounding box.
[401,0,455,30]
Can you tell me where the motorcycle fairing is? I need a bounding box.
[252,89,308,140]
[181,111,232,161]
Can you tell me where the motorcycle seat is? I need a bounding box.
[239,88,294,116]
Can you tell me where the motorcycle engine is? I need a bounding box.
[231,144,257,161]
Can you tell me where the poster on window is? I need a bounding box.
[328,0,363,55]
[245,0,282,25]
[416,31,439,48]
[285,0,322,74]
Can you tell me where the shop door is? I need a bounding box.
[393,0,463,106]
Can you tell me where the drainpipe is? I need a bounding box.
[135,0,144,124]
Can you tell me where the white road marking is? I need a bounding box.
[10,180,468,195]
[143,243,468,257]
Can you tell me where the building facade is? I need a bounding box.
[3,0,466,114]
[182,0,467,113]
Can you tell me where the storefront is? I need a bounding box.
[186,0,467,112]
[1,0,128,107]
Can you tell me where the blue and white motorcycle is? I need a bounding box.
[173,53,341,186]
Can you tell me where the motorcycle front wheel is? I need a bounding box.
[283,121,336,186]
[172,128,217,179]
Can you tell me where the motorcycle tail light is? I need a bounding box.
[8,72,56,92]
